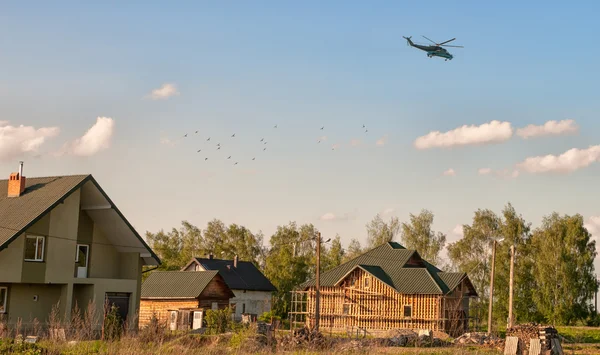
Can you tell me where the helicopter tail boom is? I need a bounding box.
[403,36,414,47]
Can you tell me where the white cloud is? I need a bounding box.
[516,145,600,174]
[516,119,578,139]
[331,143,341,150]
[383,208,395,215]
[478,168,492,175]
[376,135,388,146]
[495,168,520,179]
[442,168,456,176]
[0,120,60,161]
[160,137,177,147]
[60,117,115,157]
[451,224,464,238]
[350,139,362,147]
[585,216,600,243]
[319,211,357,221]
[414,120,513,150]
[146,83,179,100]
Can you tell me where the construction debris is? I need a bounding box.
[279,327,329,349]
[454,332,504,348]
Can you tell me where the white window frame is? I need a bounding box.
[75,244,89,267]
[0,286,7,313]
[24,235,45,262]
[364,276,371,289]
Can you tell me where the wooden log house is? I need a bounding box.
[293,242,477,335]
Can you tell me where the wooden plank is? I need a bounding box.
[529,338,541,355]
[504,336,519,355]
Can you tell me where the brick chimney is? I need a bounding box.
[208,253,213,260]
[7,162,26,198]
[234,254,238,268]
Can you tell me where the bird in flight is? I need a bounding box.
[197,149,201,153]
[274,124,278,128]
[217,143,221,146]
[234,162,238,165]
[207,137,211,141]
[260,138,264,142]
[184,134,188,137]
[320,126,324,130]
[365,129,368,133]
[195,130,198,134]
[252,157,255,160]
[205,157,208,161]
[362,124,365,128]
[318,140,321,143]
[231,133,235,137]
[227,156,231,159]
[263,147,267,151]
[264,141,267,145]
[217,146,221,150]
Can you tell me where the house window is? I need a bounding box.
[0,287,7,313]
[24,235,45,262]
[242,303,246,314]
[403,305,412,318]
[364,277,370,288]
[343,304,349,315]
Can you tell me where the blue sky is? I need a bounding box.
[1,1,600,269]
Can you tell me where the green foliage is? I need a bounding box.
[103,304,123,341]
[204,307,233,334]
[322,234,344,272]
[400,209,446,265]
[365,214,400,249]
[258,310,281,323]
[0,339,42,355]
[529,213,597,325]
[264,222,316,318]
[342,238,364,263]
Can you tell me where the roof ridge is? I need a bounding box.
[0,174,91,182]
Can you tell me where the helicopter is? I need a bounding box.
[403,36,463,61]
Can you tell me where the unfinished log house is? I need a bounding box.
[292,242,477,335]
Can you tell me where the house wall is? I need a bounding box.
[304,268,443,331]
[0,185,147,330]
[230,290,271,320]
[442,279,471,335]
[0,283,64,326]
[197,277,233,310]
[139,299,198,328]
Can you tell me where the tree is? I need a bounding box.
[492,204,541,325]
[447,208,501,325]
[400,209,446,264]
[366,214,400,249]
[203,219,228,257]
[342,238,363,263]
[322,234,345,271]
[529,213,597,325]
[264,222,315,318]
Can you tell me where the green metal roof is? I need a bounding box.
[141,271,221,298]
[300,242,477,296]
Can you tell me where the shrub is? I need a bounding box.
[102,304,123,341]
[258,310,281,323]
[204,307,232,335]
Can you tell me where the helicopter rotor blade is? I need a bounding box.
[442,45,464,48]
[422,35,437,45]
[439,38,456,45]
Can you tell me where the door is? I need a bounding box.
[75,244,89,278]
[105,293,130,325]
[169,311,178,331]
[192,311,203,329]
[211,302,218,310]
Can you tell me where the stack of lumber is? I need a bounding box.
[454,332,504,347]
[505,323,560,354]
[279,327,328,349]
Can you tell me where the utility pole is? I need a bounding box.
[487,239,497,335]
[508,244,515,328]
[315,232,321,331]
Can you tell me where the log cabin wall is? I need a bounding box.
[304,268,443,331]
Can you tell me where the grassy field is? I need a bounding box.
[3,326,600,354]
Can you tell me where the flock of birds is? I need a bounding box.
[180,123,370,166]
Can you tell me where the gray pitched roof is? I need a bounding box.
[0,175,160,265]
[300,242,477,296]
[191,258,277,292]
[142,271,224,298]
[0,175,90,247]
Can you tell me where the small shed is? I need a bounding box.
[139,270,235,328]
[167,308,205,331]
